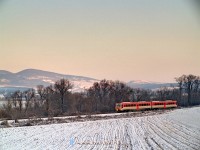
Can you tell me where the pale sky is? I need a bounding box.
[0,0,200,82]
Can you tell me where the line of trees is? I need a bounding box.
[175,74,200,106]
[0,74,200,119]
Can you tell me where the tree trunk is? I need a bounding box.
[61,95,64,114]
[188,83,191,106]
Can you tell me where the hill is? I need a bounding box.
[0,69,177,95]
[0,69,98,93]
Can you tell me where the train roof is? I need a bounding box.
[120,101,151,104]
[119,100,177,104]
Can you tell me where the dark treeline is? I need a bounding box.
[0,74,200,119]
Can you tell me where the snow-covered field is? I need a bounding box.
[1,107,200,150]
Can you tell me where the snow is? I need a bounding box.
[1,107,200,150]
[0,94,4,99]
[128,80,163,84]
[71,80,96,92]
[0,79,9,83]
[27,76,50,80]
[42,79,55,84]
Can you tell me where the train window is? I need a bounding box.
[167,103,173,105]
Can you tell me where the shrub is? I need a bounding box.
[0,109,11,119]
[24,122,32,126]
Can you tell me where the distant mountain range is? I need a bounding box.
[0,69,177,96]
[0,69,98,94]
[127,80,177,90]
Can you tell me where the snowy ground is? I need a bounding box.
[0,107,200,150]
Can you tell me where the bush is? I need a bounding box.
[24,122,32,126]
[0,109,11,119]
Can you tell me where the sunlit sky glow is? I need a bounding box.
[0,0,200,82]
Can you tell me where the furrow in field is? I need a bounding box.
[147,117,197,150]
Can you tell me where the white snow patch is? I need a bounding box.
[1,107,200,150]
[42,79,55,84]
[0,94,4,98]
[27,76,50,80]
[0,79,9,83]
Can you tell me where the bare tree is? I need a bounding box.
[132,88,151,101]
[44,85,54,116]
[175,74,200,106]
[175,75,186,104]
[37,85,46,106]
[24,89,35,113]
[10,91,23,113]
[11,91,18,108]
[87,80,133,112]
[54,79,73,114]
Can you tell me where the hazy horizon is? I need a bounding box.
[1,0,200,82]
